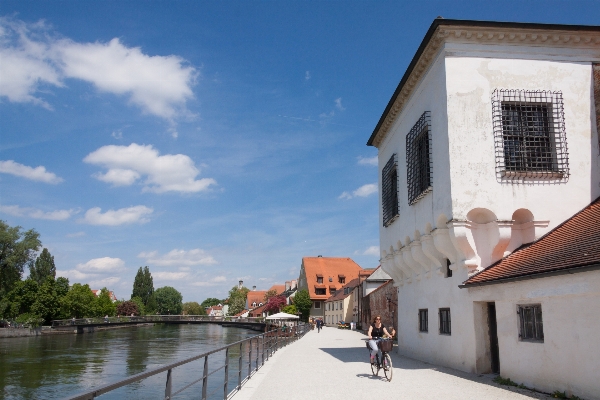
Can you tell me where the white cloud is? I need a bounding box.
[0,17,196,120]
[305,71,311,80]
[0,160,63,183]
[66,231,86,238]
[154,271,189,280]
[0,204,76,220]
[56,269,91,281]
[84,143,216,193]
[111,130,123,139]
[363,246,380,256]
[82,205,153,226]
[339,183,378,200]
[138,248,217,267]
[89,276,121,288]
[335,97,345,111]
[192,275,227,287]
[357,156,378,167]
[76,257,125,273]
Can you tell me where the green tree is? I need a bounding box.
[282,304,297,315]
[31,277,63,324]
[145,293,157,314]
[29,248,56,285]
[201,297,222,308]
[0,221,41,298]
[55,277,70,297]
[293,289,312,322]
[2,279,39,319]
[62,283,97,318]
[263,289,278,303]
[131,266,154,306]
[227,285,249,316]
[130,296,146,315]
[154,286,182,315]
[95,287,116,317]
[182,301,205,315]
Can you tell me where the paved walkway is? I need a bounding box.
[233,327,553,400]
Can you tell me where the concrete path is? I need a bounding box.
[233,327,553,400]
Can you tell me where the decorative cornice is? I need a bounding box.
[368,20,600,148]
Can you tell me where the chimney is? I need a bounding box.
[252,285,256,291]
[318,255,322,257]
[285,281,290,291]
[238,280,243,289]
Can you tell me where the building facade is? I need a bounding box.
[370,18,600,399]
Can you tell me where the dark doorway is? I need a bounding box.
[487,302,500,373]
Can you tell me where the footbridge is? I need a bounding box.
[51,315,267,334]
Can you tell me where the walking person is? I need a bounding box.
[316,318,323,333]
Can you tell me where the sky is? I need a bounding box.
[1,0,598,302]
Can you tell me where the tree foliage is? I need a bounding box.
[130,296,146,315]
[154,286,182,315]
[282,304,297,315]
[264,295,286,314]
[116,300,139,316]
[95,287,116,317]
[0,221,41,298]
[2,279,39,318]
[227,286,249,316]
[293,289,312,322]
[29,248,56,285]
[201,297,222,308]
[31,277,65,323]
[263,289,278,303]
[183,301,205,315]
[63,283,97,318]
[131,266,154,306]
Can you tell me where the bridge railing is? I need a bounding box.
[67,322,311,400]
[51,315,266,328]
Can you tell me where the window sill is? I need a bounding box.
[518,338,544,343]
[439,332,451,336]
[500,171,565,179]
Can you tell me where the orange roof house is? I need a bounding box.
[298,256,364,317]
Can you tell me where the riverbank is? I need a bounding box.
[233,327,555,400]
[0,323,154,338]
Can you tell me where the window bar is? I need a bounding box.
[406,111,432,205]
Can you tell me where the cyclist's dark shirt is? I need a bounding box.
[371,323,384,338]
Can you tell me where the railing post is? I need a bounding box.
[202,355,208,400]
[165,368,172,400]
[261,334,265,366]
[255,337,259,371]
[276,328,279,352]
[223,347,229,400]
[248,338,252,378]
[238,342,243,390]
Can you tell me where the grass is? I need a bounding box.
[493,376,527,389]
[552,391,583,400]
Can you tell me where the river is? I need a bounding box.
[0,324,259,399]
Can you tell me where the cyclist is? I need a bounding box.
[367,315,392,364]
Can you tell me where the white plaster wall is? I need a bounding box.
[468,271,600,400]
[378,51,452,254]
[445,55,600,228]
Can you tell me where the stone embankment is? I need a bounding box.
[233,326,555,400]
[0,323,153,338]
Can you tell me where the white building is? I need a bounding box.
[370,18,600,399]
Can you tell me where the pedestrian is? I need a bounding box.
[317,318,323,333]
[104,315,109,323]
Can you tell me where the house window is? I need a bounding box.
[317,276,323,284]
[338,276,345,284]
[445,259,452,278]
[314,301,321,309]
[252,302,257,307]
[518,304,544,341]
[315,288,326,295]
[330,288,336,295]
[406,111,432,205]
[439,308,451,335]
[492,89,569,182]
[382,154,399,227]
[419,309,428,332]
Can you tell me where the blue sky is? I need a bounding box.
[1,1,598,302]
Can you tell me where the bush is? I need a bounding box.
[117,300,139,316]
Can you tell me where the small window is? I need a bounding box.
[382,154,399,227]
[445,259,452,278]
[258,302,263,306]
[330,288,336,295]
[252,302,256,307]
[439,308,451,335]
[518,304,544,342]
[339,276,345,284]
[406,111,432,205]
[317,277,323,284]
[315,288,326,295]
[419,309,428,332]
[329,277,333,282]
[314,301,321,309]
[492,89,569,182]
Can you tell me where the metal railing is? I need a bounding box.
[66,322,310,400]
[52,315,266,328]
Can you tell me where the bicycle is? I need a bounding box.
[363,338,393,381]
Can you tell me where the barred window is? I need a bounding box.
[406,112,432,205]
[439,308,451,335]
[518,304,544,341]
[382,154,399,227]
[492,89,569,182]
[419,309,428,332]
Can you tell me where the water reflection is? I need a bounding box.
[0,324,257,399]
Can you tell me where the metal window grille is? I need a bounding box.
[492,89,569,182]
[439,308,451,335]
[518,304,544,341]
[406,112,432,205]
[419,309,428,332]
[382,154,399,227]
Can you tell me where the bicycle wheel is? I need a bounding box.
[383,353,393,381]
[371,356,379,376]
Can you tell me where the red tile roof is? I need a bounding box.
[462,197,600,286]
[325,278,360,302]
[302,257,364,300]
[247,291,267,307]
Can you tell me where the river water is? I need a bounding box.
[0,324,259,399]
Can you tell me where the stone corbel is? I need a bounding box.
[394,249,412,284]
[380,252,403,286]
[411,240,432,278]
[447,220,478,272]
[432,227,458,265]
[490,220,514,266]
[402,244,421,281]
[421,234,445,276]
